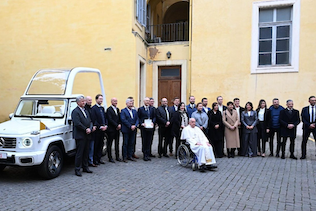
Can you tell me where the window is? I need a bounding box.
[259,7,292,66]
[251,0,300,74]
[136,0,146,27]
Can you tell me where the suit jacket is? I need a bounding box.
[156,106,171,126]
[106,106,121,132]
[301,106,316,130]
[241,110,258,133]
[169,105,178,114]
[255,108,271,129]
[71,106,92,139]
[170,110,189,137]
[186,104,197,118]
[91,104,108,130]
[138,106,156,129]
[207,110,224,141]
[279,108,300,138]
[120,108,139,133]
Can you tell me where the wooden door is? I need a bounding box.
[158,66,181,106]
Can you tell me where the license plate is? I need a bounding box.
[0,153,7,159]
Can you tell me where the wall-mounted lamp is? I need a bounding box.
[166,51,172,59]
[104,47,112,51]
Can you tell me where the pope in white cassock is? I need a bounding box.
[181,118,216,170]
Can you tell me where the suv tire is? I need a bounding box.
[39,145,63,179]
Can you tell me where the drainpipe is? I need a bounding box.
[188,0,193,103]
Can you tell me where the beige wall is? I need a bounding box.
[0,0,137,122]
[191,0,316,109]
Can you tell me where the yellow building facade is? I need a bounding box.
[0,0,315,122]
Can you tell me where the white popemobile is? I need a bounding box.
[0,67,106,179]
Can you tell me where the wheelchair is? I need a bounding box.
[176,139,199,171]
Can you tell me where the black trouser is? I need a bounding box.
[133,130,137,155]
[169,136,174,153]
[257,122,268,153]
[149,127,156,155]
[269,128,281,155]
[107,130,120,160]
[75,138,89,171]
[237,127,243,155]
[141,128,154,158]
[94,130,104,163]
[301,128,316,157]
[281,137,295,156]
[158,126,171,156]
[211,139,224,158]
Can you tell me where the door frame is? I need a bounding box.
[152,60,187,107]
[138,56,146,108]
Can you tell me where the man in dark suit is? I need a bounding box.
[91,94,108,165]
[168,97,180,156]
[156,98,172,158]
[106,97,121,162]
[279,100,300,159]
[84,96,97,167]
[149,97,156,157]
[301,96,316,159]
[217,96,227,113]
[234,98,245,156]
[71,95,94,176]
[186,96,197,118]
[121,98,139,162]
[138,97,156,161]
[202,98,211,113]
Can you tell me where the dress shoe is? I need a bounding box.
[158,154,162,158]
[290,155,297,160]
[127,157,137,162]
[169,152,173,156]
[269,153,274,157]
[281,155,285,159]
[143,157,149,161]
[75,171,82,177]
[300,156,306,159]
[83,169,93,173]
[94,161,100,165]
[122,159,128,163]
[199,165,206,172]
[116,158,122,162]
[109,158,115,163]
[132,154,139,159]
[276,154,280,158]
[89,163,97,167]
[149,154,156,158]
[147,157,151,161]
[163,154,169,158]
[98,161,105,164]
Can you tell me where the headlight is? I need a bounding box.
[22,137,33,148]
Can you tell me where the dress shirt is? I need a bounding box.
[258,108,265,121]
[218,105,223,113]
[127,108,133,118]
[203,107,208,113]
[79,107,87,118]
[111,105,118,115]
[235,107,240,119]
[165,106,170,121]
[174,105,178,111]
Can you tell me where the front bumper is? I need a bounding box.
[0,150,46,166]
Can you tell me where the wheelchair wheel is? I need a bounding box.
[177,144,191,167]
[192,163,198,171]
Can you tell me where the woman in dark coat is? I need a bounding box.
[256,99,271,157]
[170,102,189,156]
[208,102,224,158]
[241,102,258,157]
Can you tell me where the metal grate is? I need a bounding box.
[0,137,17,148]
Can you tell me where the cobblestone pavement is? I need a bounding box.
[1,133,316,211]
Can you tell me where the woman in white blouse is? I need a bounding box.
[256,100,271,157]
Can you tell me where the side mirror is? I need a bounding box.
[9,113,14,119]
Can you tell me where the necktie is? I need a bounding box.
[165,107,169,121]
[289,109,292,115]
[82,108,87,118]
[146,106,150,118]
[312,106,315,123]
[129,109,133,118]
[100,107,105,125]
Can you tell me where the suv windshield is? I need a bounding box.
[15,99,66,118]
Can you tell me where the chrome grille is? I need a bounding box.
[0,137,17,148]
